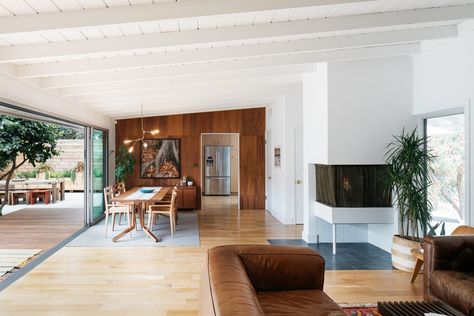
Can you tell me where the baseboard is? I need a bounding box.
[302,230,318,243]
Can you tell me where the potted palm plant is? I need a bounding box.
[385,129,434,272]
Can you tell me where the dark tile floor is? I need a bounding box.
[268,239,393,270]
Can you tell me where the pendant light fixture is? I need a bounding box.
[123,103,159,153]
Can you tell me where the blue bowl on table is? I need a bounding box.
[139,188,155,193]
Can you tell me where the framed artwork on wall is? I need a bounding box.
[140,138,181,178]
[274,146,281,167]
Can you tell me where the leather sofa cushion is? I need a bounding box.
[430,270,474,316]
[257,290,346,316]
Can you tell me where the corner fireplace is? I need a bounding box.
[315,164,391,207]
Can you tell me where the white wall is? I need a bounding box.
[303,57,414,250]
[413,23,474,227]
[0,72,116,186]
[266,91,303,224]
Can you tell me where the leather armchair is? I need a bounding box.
[424,235,474,316]
[199,244,344,316]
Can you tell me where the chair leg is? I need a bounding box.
[411,258,423,283]
[105,212,109,237]
[112,213,116,231]
[170,213,175,237]
[119,213,123,225]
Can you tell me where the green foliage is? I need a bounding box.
[426,221,446,237]
[115,145,135,183]
[49,170,65,178]
[385,128,434,240]
[35,163,53,173]
[0,115,60,215]
[93,168,103,178]
[16,170,37,179]
[53,126,84,139]
[71,169,77,183]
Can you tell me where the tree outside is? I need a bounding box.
[0,116,61,215]
[427,114,465,222]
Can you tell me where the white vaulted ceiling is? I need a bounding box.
[0,0,473,118]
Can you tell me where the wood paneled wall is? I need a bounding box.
[115,108,266,210]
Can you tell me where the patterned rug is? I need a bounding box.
[342,305,381,316]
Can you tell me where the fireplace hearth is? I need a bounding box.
[315,164,391,207]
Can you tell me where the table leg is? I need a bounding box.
[112,206,136,242]
[52,183,58,203]
[60,181,65,201]
[140,202,160,242]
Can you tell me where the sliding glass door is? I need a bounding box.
[92,129,107,222]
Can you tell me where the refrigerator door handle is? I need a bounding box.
[216,148,219,176]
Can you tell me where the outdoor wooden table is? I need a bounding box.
[111,186,171,242]
[0,179,65,203]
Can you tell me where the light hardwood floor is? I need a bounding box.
[0,201,423,315]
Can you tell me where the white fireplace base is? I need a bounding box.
[314,202,394,254]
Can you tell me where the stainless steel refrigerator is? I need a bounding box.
[204,146,231,195]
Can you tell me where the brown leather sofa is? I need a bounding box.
[199,244,345,316]
[424,235,474,316]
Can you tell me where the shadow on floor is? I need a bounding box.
[268,239,393,270]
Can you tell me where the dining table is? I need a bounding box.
[111,186,171,242]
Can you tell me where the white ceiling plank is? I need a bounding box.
[97,98,273,119]
[55,64,317,97]
[15,25,457,78]
[85,84,300,110]
[0,0,374,35]
[0,5,470,63]
[69,75,302,103]
[38,43,420,89]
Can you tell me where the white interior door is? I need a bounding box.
[294,128,304,224]
[265,132,272,212]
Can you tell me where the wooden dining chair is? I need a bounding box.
[113,181,132,225]
[103,186,133,237]
[147,188,178,237]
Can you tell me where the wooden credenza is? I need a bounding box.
[177,186,197,210]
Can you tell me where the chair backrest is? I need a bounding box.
[452,225,474,235]
[113,182,126,196]
[103,186,114,211]
[170,188,179,213]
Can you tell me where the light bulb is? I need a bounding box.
[124,140,132,144]
[143,142,148,148]
[128,146,134,153]
[150,129,160,135]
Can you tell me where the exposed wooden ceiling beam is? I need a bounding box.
[38,44,420,89]
[16,26,456,79]
[0,5,470,64]
[0,0,372,36]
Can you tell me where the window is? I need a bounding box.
[425,114,465,229]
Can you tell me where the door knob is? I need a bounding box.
[295,180,302,184]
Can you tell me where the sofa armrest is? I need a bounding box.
[423,235,474,300]
[235,245,325,292]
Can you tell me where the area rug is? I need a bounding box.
[341,304,381,316]
[68,212,200,247]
